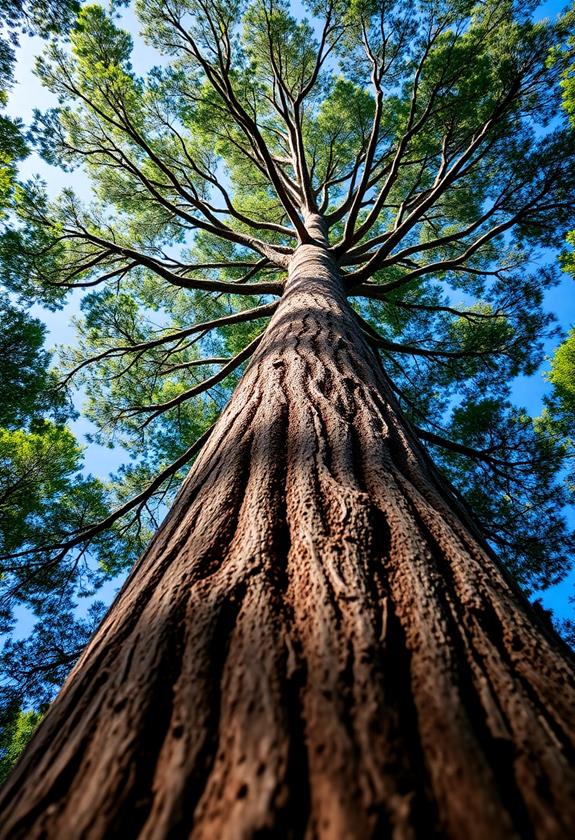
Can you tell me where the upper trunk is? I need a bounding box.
[1,238,574,839]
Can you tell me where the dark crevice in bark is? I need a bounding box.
[155,388,264,560]
[364,507,391,645]
[383,613,443,838]
[113,609,191,840]
[347,419,368,494]
[403,495,538,839]
[263,460,290,600]
[338,639,356,755]
[301,359,332,471]
[473,598,575,766]
[7,733,90,840]
[271,511,312,837]
[190,435,255,585]
[369,503,442,838]
[279,636,312,839]
[164,586,249,840]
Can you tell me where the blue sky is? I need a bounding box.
[5,0,575,619]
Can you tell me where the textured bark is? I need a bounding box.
[1,232,575,839]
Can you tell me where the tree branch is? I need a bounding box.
[60,302,278,387]
[129,331,265,427]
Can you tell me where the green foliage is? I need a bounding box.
[0,424,81,552]
[548,327,575,420]
[0,114,26,216]
[0,0,80,39]
[0,297,129,638]
[434,398,572,592]
[13,0,571,591]
[0,0,81,98]
[547,8,575,504]
[0,599,106,712]
[0,705,42,785]
[545,328,575,499]
[0,0,139,784]
[0,302,62,427]
[0,597,107,782]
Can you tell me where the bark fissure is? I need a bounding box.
[401,491,536,839]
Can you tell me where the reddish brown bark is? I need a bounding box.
[1,235,575,838]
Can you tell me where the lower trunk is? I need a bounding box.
[2,245,574,839]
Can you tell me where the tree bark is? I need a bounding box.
[1,232,575,839]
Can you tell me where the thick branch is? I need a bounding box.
[62,230,287,291]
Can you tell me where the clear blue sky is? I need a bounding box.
[5,0,575,619]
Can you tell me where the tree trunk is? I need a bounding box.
[1,232,575,839]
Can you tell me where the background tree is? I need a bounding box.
[535,10,575,649]
[0,0,132,779]
[1,0,575,836]
[0,283,129,780]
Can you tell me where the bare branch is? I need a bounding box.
[62,229,287,291]
[129,331,265,426]
[0,424,216,564]
[60,302,278,386]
